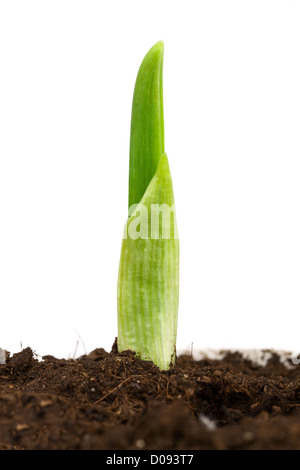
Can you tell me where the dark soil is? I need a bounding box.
[0,341,299,450]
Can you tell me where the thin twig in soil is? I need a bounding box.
[93,375,147,404]
[154,375,171,400]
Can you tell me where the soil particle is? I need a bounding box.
[0,343,299,449]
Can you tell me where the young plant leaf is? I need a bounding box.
[117,42,179,370]
[128,40,165,213]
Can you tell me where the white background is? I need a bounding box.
[1,1,300,359]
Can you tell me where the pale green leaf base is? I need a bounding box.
[117,154,179,370]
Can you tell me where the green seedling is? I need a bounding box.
[117,41,179,370]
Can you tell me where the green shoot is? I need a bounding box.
[117,41,179,370]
